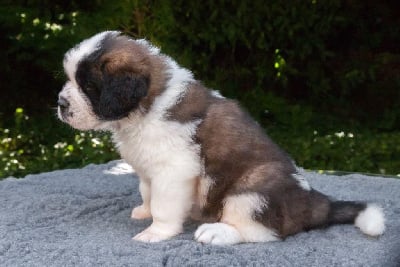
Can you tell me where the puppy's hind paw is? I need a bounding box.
[133,231,167,243]
[194,223,243,245]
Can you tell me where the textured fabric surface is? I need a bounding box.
[0,160,399,266]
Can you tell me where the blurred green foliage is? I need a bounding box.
[0,0,399,178]
[0,108,118,178]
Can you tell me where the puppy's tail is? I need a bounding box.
[326,200,385,236]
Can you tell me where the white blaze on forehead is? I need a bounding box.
[63,31,120,80]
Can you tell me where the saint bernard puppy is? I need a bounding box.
[58,31,385,245]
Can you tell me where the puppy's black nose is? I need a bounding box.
[58,96,69,109]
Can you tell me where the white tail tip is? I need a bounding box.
[355,204,385,236]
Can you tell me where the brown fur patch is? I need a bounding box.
[166,82,214,122]
[173,87,337,237]
[194,98,297,220]
[98,35,168,112]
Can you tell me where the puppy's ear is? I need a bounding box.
[98,73,148,120]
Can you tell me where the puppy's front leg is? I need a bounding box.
[131,177,152,219]
[132,175,195,242]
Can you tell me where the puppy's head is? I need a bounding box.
[58,31,154,130]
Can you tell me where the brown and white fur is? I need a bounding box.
[58,31,385,245]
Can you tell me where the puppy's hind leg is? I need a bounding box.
[195,193,279,245]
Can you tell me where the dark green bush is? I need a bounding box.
[2,0,400,124]
[130,0,400,129]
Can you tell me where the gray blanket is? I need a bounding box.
[1,161,399,266]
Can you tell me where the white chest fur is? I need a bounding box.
[113,116,201,181]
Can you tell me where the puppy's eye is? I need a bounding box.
[85,82,98,94]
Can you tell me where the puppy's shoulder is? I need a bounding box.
[167,82,221,123]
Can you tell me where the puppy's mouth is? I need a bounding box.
[58,108,73,121]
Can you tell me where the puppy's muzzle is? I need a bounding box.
[58,96,70,111]
[57,96,71,120]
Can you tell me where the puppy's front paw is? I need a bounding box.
[195,223,242,245]
[132,224,179,243]
[131,205,151,219]
[133,230,167,243]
